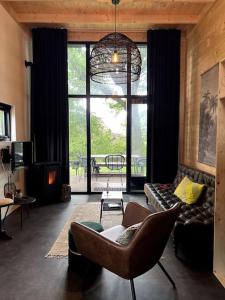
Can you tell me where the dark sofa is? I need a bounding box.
[144,164,215,262]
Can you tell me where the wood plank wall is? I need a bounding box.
[68,31,147,42]
[183,0,225,176]
[184,0,225,286]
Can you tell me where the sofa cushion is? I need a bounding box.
[177,204,214,225]
[174,176,205,205]
[144,183,178,211]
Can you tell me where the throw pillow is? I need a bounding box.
[116,222,142,246]
[174,176,205,205]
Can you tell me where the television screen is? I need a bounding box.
[11,141,33,171]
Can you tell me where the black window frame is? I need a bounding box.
[0,102,11,141]
[68,41,149,193]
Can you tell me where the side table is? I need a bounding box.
[14,196,36,229]
[0,198,14,240]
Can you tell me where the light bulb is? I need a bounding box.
[112,50,119,63]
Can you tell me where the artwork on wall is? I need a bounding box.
[198,63,219,167]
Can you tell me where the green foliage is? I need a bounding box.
[107,98,126,113]
[69,100,125,160]
[68,46,86,95]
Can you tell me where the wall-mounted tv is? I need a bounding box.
[11,141,33,171]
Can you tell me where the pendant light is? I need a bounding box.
[90,0,142,84]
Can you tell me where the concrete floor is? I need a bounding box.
[0,194,224,300]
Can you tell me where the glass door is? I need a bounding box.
[69,98,87,192]
[129,98,148,191]
[68,43,148,193]
[90,97,127,192]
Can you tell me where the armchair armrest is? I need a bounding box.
[122,202,151,227]
[70,222,130,278]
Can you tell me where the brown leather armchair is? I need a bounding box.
[71,202,181,300]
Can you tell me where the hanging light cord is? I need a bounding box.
[115,2,117,35]
[114,2,117,50]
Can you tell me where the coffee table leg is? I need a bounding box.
[121,199,124,216]
[100,199,104,223]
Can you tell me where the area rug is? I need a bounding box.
[46,202,123,258]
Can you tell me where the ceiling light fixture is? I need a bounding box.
[90,0,142,85]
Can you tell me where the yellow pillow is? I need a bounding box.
[174,176,204,205]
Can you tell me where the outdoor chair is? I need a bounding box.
[80,157,87,177]
[91,158,100,174]
[135,157,147,176]
[105,154,125,187]
[71,202,181,300]
[78,156,100,179]
[71,160,80,176]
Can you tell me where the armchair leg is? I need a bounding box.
[157,261,176,289]
[174,238,179,258]
[130,279,136,300]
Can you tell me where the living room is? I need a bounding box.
[0,0,225,299]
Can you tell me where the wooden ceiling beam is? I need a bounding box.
[152,0,215,2]
[16,13,199,25]
[68,30,147,42]
[0,0,64,2]
[0,0,216,2]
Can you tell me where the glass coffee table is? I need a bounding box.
[100,191,124,222]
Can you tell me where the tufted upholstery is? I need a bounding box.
[144,164,215,261]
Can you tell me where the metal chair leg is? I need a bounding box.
[120,170,123,186]
[157,261,176,289]
[2,205,9,228]
[106,177,110,192]
[130,279,136,300]
[121,199,124,216]
[100,199,103,223]
[0,206,12,240]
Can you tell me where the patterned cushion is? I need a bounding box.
[174,176,205,204]
[116,222,141,246]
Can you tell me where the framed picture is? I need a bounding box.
[198,64,219,167]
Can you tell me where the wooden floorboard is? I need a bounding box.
[0,194,224,300]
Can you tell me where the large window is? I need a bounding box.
[68,42,148,193]
[131,45,147,96]
[0,103,11,141]
[68,45,86,95]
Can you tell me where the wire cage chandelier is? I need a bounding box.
[90,0,142,85]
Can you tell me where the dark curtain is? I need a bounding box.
[31,28,69,184]
[147,29,181,183]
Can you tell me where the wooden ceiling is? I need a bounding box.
[1,0,216,35]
